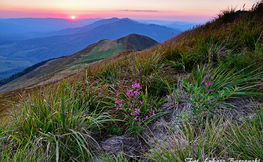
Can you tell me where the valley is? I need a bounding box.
[0,18,182,79]
[0,59,32,79]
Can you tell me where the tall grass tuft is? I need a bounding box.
[146,116,227,161]
[1,79,114,161]
[224,105,263,160]
[183,64,263,121]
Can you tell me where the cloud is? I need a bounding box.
[121,9,158,12]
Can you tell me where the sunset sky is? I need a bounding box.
[0,0,258,22]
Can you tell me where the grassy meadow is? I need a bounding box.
[1,2,263,161]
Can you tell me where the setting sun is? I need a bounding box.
[71,16,75,19]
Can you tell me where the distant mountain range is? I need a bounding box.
[0,18,100,39]
[0,17,197,40]
[135,20,199,31]
[48,18,121,36]
[0,18,179,63]
[0,34,158,93]
[0,17,185,80]
[0,18,179,62]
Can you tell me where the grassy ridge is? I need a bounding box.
[81,40,123,63]
[1,2,263,161]
[0,34,157,94]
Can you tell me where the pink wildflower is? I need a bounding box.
[119,103,122,107]
[134,108,140,115]
[127,90,134,96]
[145,115,148,119]
[202,79,205,83]
[134,117,137,120]
[152,112,156,116]
[211,76,214,80]
[140,101,144,105]
[132,82,142,90]
[205,81,212,87]
[135,91,140,96]
[116,108,119,110]
[132,82,140,89]
[205,76,208,78]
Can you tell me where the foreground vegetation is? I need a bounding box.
[1,2,263,161]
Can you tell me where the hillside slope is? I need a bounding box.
[0,34,158,93]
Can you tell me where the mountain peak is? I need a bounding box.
[121,18,131,20]
[117,33,158,50]
[108,17,120,21]
[118,18,136,23]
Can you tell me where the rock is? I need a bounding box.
[101,135,124,153]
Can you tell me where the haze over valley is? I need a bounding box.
[0,17,194,80]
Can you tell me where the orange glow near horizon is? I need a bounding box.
[0,8,213,22]
[0,0,257,22]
